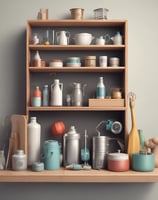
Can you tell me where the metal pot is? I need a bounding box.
[107,150,129,172]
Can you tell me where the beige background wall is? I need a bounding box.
[0,0,158,199]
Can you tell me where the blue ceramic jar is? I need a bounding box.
[43,140,60,170]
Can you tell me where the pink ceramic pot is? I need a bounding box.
[107,150,129,172]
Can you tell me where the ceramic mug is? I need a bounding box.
[132,152,154,172]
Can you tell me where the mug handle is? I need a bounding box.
[104,34,111,44]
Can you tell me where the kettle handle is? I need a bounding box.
[104,34,111,42]
[59,83,63,91]
[82,84,87,96]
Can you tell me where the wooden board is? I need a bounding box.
[6,115,28,169]
[88,98,125,107]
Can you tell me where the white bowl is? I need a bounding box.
[73,33,95,45]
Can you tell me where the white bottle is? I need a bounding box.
[96,77,106,99]
[27,117,41,166]
[51,79,63,106]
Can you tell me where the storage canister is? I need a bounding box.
[70,8,84,20]
[107,150,129,172]
[85,56,96,67]
[109,57,120,67]
[43,140,60,170]
[12,150,27,171]
[92,136,109,169]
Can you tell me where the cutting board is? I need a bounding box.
[6,114,27,169]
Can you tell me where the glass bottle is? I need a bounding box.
[34,51,41,67]
[27,117,41,166]
[96,77,106,99]
[42,85,49,106]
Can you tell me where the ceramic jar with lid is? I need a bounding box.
[85,56,96,67]
[12,150,27,171]
[109,57,120,67]
[107,150,129,172]
[49,59,63,67]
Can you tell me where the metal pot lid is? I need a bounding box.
[108,150,129,161]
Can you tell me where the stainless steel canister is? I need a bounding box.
[63,126,80,166]
[92,136,109,169]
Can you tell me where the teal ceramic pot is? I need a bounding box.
[132,152,154,172]
[43,140,60,170]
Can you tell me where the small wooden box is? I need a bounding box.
[88,98,125,107]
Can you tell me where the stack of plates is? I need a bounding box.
[66,57,81,67]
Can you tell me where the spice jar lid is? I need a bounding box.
[49,59,63,62]
[85,56,96,59]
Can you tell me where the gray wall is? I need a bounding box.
[0,0,158,199]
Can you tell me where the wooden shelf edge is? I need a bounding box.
[29,66,125,72]
[27,106,127,111]
[0,169,158,183]
[27,19,127,27]
[29,44,125,51]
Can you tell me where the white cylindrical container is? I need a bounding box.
[50,79,63,106]
[96,77,106,99]
[27,117,41,166]
[99,56,107,67]
[12,150,27,171]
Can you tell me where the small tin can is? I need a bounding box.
[109,57,120,67]
[85,56,96,67]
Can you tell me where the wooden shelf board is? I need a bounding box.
[29,44,125,51]
[29,66,125,73]
[27,106,127,111]
[0,168,158,183]
[27,19,127,27]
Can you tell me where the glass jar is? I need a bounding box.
[85,56,96,67]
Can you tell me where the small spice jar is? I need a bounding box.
[109,57,120,67]
[85,56,96,67]
[111,88,122,99]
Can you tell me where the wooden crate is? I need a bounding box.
[88,98,125,107]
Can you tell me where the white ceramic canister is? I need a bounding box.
[99,56,108,67]
[27,117,41,166]
[12,150,27,171]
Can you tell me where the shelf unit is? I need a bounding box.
[0,19,158,183]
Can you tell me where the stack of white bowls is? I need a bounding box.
[66,57,81,67]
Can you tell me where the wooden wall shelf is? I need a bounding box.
[0,169,158,183]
